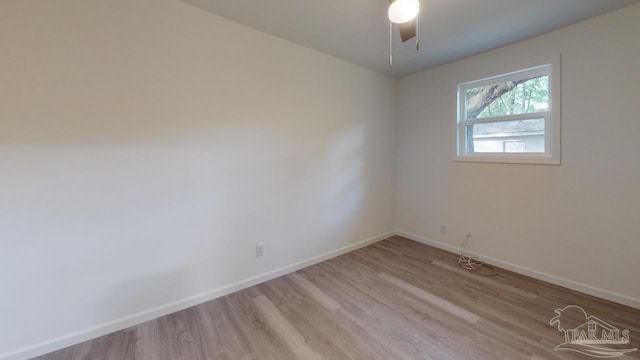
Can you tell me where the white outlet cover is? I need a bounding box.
[256,243,265,257]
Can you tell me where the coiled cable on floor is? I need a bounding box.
[458,233,498,276]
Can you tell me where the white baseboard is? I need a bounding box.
[1,231,395,360]
[396,230,640,310]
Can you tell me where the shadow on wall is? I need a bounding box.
[183,121,369,280]
[88,119,368,336]
[0,90,377,354]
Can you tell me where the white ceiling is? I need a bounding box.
[182,0,639,77]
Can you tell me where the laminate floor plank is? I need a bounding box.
[33,236,640,360]
[309,260,492,360]
[257,278,349,360]
[221,291,298,360]
[378,272,481,324]
[307,262,451,359]
[286,272,342,312]
[431,259,538,300]
[271,277,384,360]
[251,294,323,360]
[296,269,419,360]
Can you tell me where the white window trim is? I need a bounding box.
[454,55,561,165]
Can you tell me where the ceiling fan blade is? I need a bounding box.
[399,19,417,42]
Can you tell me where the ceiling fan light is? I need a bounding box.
[388,0,420,24]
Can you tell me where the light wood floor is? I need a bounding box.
[35,236,640,359]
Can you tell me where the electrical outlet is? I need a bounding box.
[256,243,265,257]
[440,224,447,234]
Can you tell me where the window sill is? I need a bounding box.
[453,154,560,165]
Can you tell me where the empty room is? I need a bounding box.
[2,0,640,359]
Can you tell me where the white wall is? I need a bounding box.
[0,0,395,358]
[396,4,640,307]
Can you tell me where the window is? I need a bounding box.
[455,58,560,164]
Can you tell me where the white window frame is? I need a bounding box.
[454,56,561,165]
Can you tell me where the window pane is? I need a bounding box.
[465,118,545,153]
[465,75,549,120]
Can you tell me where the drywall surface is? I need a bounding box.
[396,4,640,305]
[0,0,395,357]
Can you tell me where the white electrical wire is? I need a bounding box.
[458,233,498,276]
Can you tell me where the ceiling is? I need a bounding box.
[182,0,639,77]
